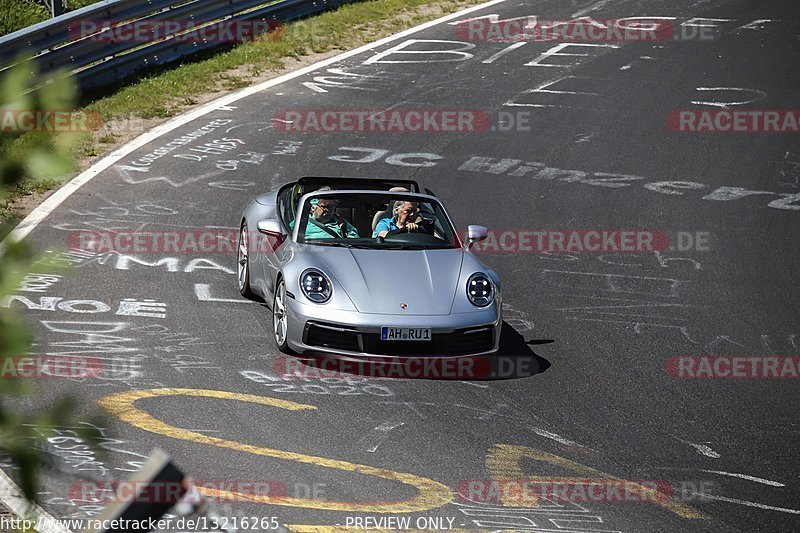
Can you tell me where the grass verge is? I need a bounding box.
[1,0,485,224]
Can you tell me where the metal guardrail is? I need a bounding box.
[0,0,353,91]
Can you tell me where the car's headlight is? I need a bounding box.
[300,269,332,303]
[467,273,494,307]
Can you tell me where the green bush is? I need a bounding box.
[0,0,100,37]
[0,0,50,36]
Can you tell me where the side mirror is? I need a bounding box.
[257,219,284,237]
[467,225,488,249]
[257,219,287,252]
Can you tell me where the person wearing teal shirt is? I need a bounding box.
[293,197,359,239]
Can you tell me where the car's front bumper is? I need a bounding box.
[284,297,501,359]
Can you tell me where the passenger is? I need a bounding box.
[373,200,431,238]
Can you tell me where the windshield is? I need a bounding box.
[293,192,460,250]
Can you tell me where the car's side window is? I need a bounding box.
[277,186,295,230]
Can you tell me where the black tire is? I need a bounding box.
[272,277,292,354]
[238,221,256,298]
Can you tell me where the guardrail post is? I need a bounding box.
[51,0,64,17]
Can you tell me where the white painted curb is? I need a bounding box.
[0,469,71,533]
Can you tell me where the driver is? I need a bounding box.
[373,201,432,238]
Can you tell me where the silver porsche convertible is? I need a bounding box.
[238,177,501,358]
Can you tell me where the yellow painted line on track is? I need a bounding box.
[98,388,452,513]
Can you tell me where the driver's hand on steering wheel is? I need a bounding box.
[404,222,419,232]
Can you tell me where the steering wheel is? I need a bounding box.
[385,217,434,236]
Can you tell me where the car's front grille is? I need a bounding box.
[304,323,360,352]
[303,322,494,356]
[446,327,494,356]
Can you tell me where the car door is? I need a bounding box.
[262,186,296,298]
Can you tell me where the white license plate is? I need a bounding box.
[381,327,432,341]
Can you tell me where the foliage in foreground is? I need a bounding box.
[0,63,96,502]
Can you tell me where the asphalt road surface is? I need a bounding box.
[4,0,800,532]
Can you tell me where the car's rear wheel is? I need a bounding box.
[238,221,255,298]
[273,277,291,353]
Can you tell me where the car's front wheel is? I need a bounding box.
[272,277,291,353]
[238,221,255,298]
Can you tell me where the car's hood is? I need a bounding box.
[311,247,465,315]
